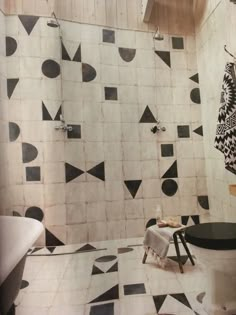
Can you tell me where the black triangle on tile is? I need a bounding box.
[89,284,119,303]
[168,255,189,265]
[73,44,81,62]
[139,106,157,123]
[77,243,97,252]
[20,280,29,289]
[170,293,192,309]
[153,295,167,313]
[124,180,142,198]
[61,42,71,61]
[18,15,39,35]
[193,125,203,136]
[42,102,53,120]
[191,215,200,225]
[162,161,178,178]
[45,228,64,247]
[107,262,118,273]
[7,78,19,99]
[92,265,104,275]
[181,215,189,225]
[155,51,171,68]
[13,211,21,217]
[31,247,44,254]
[189,73,199,83]
[46,246,56,253]
[65,163,84,183]
[87,162,105,181]
[54,106,62,121]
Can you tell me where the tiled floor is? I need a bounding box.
[15,238,209,315]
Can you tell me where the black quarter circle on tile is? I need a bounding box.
[82,63,97,82]
[162,179,178,196]
[7,78,19,99]
[90,302,114,315]
[190,88,201,104]
[105,87,118,101]
[172,37,184,49]
[162,161,178,178]
[161,144,174,157]
[89,284,119,303]
[95,255,117,263]
[124,283,146,295]
[177,125,190,138]
[87,162,105,181]
[198,196,209,209]
[9,122,20,142]
[124,180,142,198]
[18,15,39,35]
[67,125,81,139]
[103,29,115,43]
[25,207,44,222]
[119,48,136,62]
[139,106,157,123]
[22,143,38,163]
[65,163,84,183]
[146,218,157,229]
[155,51,171,68]
[6,37,17,56]
[26,166,41,181]
[20,280,29,290]
[42,59,60,78]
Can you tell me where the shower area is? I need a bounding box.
[0,0,220,249]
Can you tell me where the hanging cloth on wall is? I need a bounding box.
[214,62,236,175]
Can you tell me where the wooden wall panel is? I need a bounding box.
[83,0,95,24]
[116,0,128,29]
[95,0,106,26]
[105,0,117,27]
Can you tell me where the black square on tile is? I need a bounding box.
[103,29,115,43]
[105,87,118,100]
[161,144,174,157]
[67,125,81,139]
[124,283,146,295]
[177,125,190,138]
[26,166,41,181]
[172,37,184,49]
[90,302,114,315]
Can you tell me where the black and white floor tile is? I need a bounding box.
[15,238,210,315]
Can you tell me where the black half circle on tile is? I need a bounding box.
[161,179,178,196]
[95,255,117,262]
[22,142,38,163]
[82,63,97,82]
[118,247,134,254]
[18,15,39,35]
[25,206,44,222]
[190,88,201,104]
[6,37,17,56]
[42,59,60,78]
[7,78,19,99]
[146,218,157,229]
[20,280,29,290]
[119,48,136,62]
[9,122,20,142]
[198,195,209,209]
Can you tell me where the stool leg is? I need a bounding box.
[173,233,183,273]
[142,249,148,264]
[179,233,195,266]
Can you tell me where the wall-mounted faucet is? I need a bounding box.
[55,115,73,132]
[151,120,166,134]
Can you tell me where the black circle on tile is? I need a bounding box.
[20,280,29,289]
[42,59,60,78]
[95,255,117,262]
[162,179,178,196]
[118,247,134,254]
[25,207,44,222]
[190,88,201,104]
[6,36,17,56]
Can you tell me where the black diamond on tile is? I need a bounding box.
[124,180,142,198]
[198,196,209,210]
[77,243,97,252]
[22,143,38,163]
[190,88,201,104]
[6,36,17,56]
[61,42,71,61]
[181,215,189,225]
[118,248,134,254]
[18,15,39,35]
[54,106,62,121]
[170,293,192,309]
[146,218,157,229]
[104,87,118,100]
[26,166,41,181]
[42,59,60,78]
[172,37,184,49]
[25,207,44,222]
[191,215,200,225]
[67,125,81,139]
[82,63,97,82]
[119,48,136,62]
[90,302,114,315]
[46,228,64,246]
[92,265,104,275]
[95,255,117,263]
[7,78,19,99]
[162,161,178,178]
[87,162,105,181]
[107,262,118,273]
[189,73,199,83]
[9,122,20,142]
[177,125,190,138]
[168,255,189,265]
[124,283,146,295]
[89,284,119,303]
[155,51,171,68]
[42,102,53,120]
[65,163,84,183]
[193,125,203,136]
[162,179,178,196]
[139,106,157,123]
[72,44,81,62]
[20,280,29,290]
[161,144,174,157]
[103,29,115,43]
[153,295,167,313]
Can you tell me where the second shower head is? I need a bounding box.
[153,27,164,41]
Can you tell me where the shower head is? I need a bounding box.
[153,27,164,41]
[47,12,60,28]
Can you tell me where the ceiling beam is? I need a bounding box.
[141,0,155,22]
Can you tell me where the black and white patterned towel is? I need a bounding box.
[215,62,236,175]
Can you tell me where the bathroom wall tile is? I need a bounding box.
[45,204,66,226]
[137,68,156,86]
[85,123,103,141]
[104,142,122,161]
[125,219,145,238]
[24,184,44,206]
[176,141,194,159]
[124,199,144,219]
[66,203,86,225]
[88,221,107,242]
[101,65,119,84]
[105,161,123,181]
[193,141,205,159]
[119,67,137,85]
[85,142,104,162]
[172,87,190,105]
[65,142,85,162]
[106,200,125,221]
[143,198,162,220]
[119,85,138,104]
[195,159,206,177]
[86,201,106,222]
[65,183,86,203]
[155,69,171,87]
[123,161,141,179]
[44,183,65,207]
[41,79,61,101]
[40,37,61,59]
[44,162,65,183]
[135,32,153,49]
[104,123,121,142]
[196,177,208,195]
[142,179,161,198]
[178,178,197,196]
[85,181,105,202]
[63,81,82,101]
[105,181,124,201]
[43,142,65,162]
[82,43,100,65]
[102,102,121,122]
[107,220,126,239]
[180,196,198,215]
[141,142,158,160]
[117,29,136,48]
[20,78,42,100]
[83,102,102,123]
[138,86,156,104]
[141,160,159,179]
[171,51,187,69]
[156,87,173,105]
[67,224,88,244]
[162,196,181,216]
[100,45,118,65]
[122,123,139,142]
[62,61,82,82]
[178,159,196,178]
[122,141,141,161]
